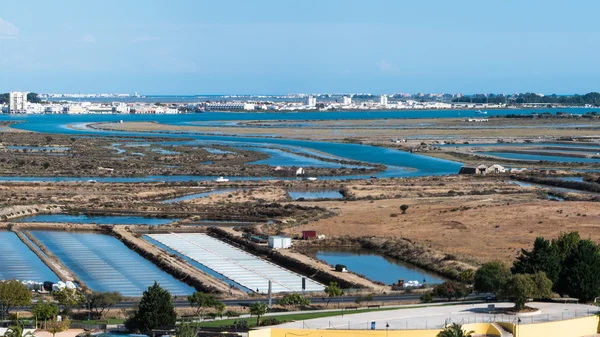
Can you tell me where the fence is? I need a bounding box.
[318,309,600,331]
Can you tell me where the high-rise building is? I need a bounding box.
[9,92,28,113]
[379,94,388,106]
[306,95,317,108]
[342,96,352,106]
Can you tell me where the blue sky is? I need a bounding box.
[1,0,599,95]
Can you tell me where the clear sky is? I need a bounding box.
[1,0,599,95]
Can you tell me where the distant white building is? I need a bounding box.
[306,96,317,108]
[379,94,388,106]
[205,103,255,111]
[268,236,292,249]
[342,96,352,106]
[9,92,28,113]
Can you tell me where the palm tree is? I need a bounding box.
[437,323,474,337]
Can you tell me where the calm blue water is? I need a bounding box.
[441,142,600,149]
[143,236,252,293]
[31,231,194,296]
[556,177,585,182]
[480,152,600,163]
[313,249,445,285]
[162,188,241,203]
[151,148,180,155]
[5,115,464,178]
[288,190,344,200]
[0,231,59,282]
[203,147,234,154]
[250,147,364,168]
[13,214,180,225]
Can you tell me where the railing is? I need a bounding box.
[319,309,600,330]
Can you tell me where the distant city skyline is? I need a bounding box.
[2,0,600,94]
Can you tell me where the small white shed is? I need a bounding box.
[268,235,292,249]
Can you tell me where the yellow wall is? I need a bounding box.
[497,322,515,335]
[462,323,502,336]
[250,328,441,337]
[516,316,599,337]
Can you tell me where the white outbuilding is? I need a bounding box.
[268,235,292,249]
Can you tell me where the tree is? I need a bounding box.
[52,287,85,317]
[324,282,343,307]
[27,93,42,103]
[400,204,409,214]
[552,232,581,260]
[437,323,474,337]
[276,293,310,309]
[5,319,34,337]
[512,237,561,283]
[458,270,475,284]
[500,273,553,311]
[499,274,536,311]
[0,280,32,320]
[176,320,201,337]
[187,292,224,319]
[556,239,600,301]
[249,302,268,326]
[47,318,70,337]
[32,300,59,329]
[87,291,123,319]
[473,262,511,295]
[432,281,470,301]
[125,282,177,333]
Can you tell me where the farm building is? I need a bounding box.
[268,236,292,249]
[302,230,317,240]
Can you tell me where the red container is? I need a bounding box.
[302,230,317,240]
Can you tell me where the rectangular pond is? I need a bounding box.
[0,231,59,282]
[288,190,344,200]
[14,214,180,225]
[305,248,446,285]
[31,231,194,296]
[480,151,600,163]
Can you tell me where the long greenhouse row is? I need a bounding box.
[148,233,325,293]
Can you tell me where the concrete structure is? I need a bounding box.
[251,302,600,337]
[380,94,388,106]
[459,164,505,175]
[268,236,292,249]
[459,164,488,175]
[205,103,255,111]
[488,164,506,174]
[342,96,352,106]
[307,96,317,108]
[148,233,324,293]
[9,91,28,113]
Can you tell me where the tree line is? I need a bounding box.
[0,93,42,104]
[453,92,600,106]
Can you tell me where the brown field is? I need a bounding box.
[281,176,600,265]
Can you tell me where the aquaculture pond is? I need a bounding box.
[143,236,252,293]
[31,231,194,296]
[0,231,59,282]
[13,214,180,225]
[306,248,445,285]
[480,152,600,163]
[288,190,344,200]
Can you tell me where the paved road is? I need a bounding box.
[116,293,482,309]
